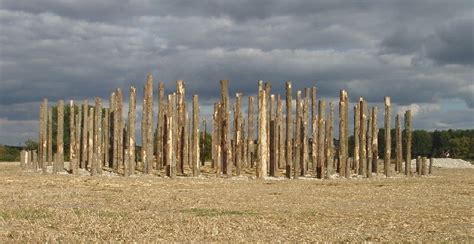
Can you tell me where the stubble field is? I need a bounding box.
[0,162,472,242]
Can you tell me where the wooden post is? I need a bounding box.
[47,107,52,166]
[294,91,302,179]
[38,99,46,173]
[395,115,403,173]
[247,96,255,168]
[366,108,373,178]
[125,87,136,176]
[353,103,360,174]
[257,87,268,179]
[75,104,82,173]
[284,82,292,178]
[416,156,421,175]
[95,98,103,174]
[234,93,242,176]
[117,89,124,173]
[156,82,165,170]
[339,90,348,177]
[317,100,326,179]
[371,107,378,175]
[277,95,284,170]
[32,150,38,171]
[215,103,222,176]
[421,157,427,175]
[20,150,26,169]
[429,158,433,174]
[302,88,310,175]
[69,101,76,173]
[212,103,218,169]
[269,119,277,177]
[191,94,200,176]
[311,87,317,174]
[325,103,334,179]
[141,75,154,174]
[384,97,391,177]
[87,107,94,174]
[358,99,366,176]
[405,110,412,176]
[201,119,207,166]
[166,94,176,178]
[102,108,109,169]
[54,100,64,173]
[220,80,230,176]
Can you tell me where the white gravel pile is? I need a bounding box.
[411,158,474,169]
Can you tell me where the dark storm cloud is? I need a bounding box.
[0,0,473,145]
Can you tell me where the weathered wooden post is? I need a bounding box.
[384,97,391,177]
[38,99,46,172]
[395,115,403,173]
[294,91,302,179]
[47,107,53,166]
[277,95,284,170]
[74,104,82,174]
[339,90,348,177]
[302,88,310,175]
[141,75,154,174]
[354,103,360,174]
[176,80,186,174]
[215,103,222,176]
[110,93,117,171]
[20,150,26,169]
[269,119,277,177]
[366,109,373,177]
[247,96,255,168]
[192,94,200,176]
[358,97,371,176]
[156,82,165,170]
[416,156,421,175]
[311,87,317,174]
[125,87,136,176]
[257,87,268,179]
[102,108,109,168]
[429,158,433,174]
[69,101,76,173]
[234,93,242,175]
[96,98,103,174]
[212,103,219,169]
[317,100,326,179]
[421,157,427,175]
[32,150,38,171]
[405,110,412,176]
[87,107,94,173]
[220,80,230,176]
[325,103,334,179]
[285,81,293,178]
[201,119,207,166]
[166,94,176,178]
[117,89,124,173]
[371,107,378,174]
[54,100,64,173]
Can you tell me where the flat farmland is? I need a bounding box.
[0,162,472,242]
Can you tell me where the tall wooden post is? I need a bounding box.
[311,87,317,174]
[247,96,255,168]
[125,87,136,176]
[359,99,367,176]
[294,91,302,179]
[165,94,176,178]
[47,107,53,166]
[366,108,373,178]
[429,158,433,174]
[54,100,64,173]
[212,103,219,169]
[87,107,94,173]
[38,99,47,173]
[257,87,268,179]
[156,82,165,170]
[175,80,186,174]
[234,93,242,176]
[219,80,230,176]
[421,157,427,175]
[192,95,200,176]
[269,119,277,177]
[69,101,76,173]
[215,103,222,176]
[285,82,293,178]
[325,103,334,178]
[416,156,421,175]
[302,88,310,175]
[384,97,391,177]
[353,103,360,174]
[74,104,82,174]
[95,98,103,174]
[395,115,403,173]
[277,95,284,170]
[371,107,378,175]
[339,90,348,177]
[102,108,109,168]
[141,75,154,174]
[405,110,412,176]
[110,92,117,171]
[317,100,326,179]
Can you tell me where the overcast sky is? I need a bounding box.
[0,0,473,145]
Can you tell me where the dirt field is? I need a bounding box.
[0,162,472,242]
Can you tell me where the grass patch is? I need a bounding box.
[181,208,255,217]
[0,208,52,220]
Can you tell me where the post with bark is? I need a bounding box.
[421,157,427,175]
[339,90,348,177]
[366,108,373,177]
[429,158,433,174]
[325,103,334,178]
[395,115,403,173]
[353,103,360,174]
[371,107,378,175]
[384,97,391,177]
[277,95,284,170]
[70,101,76,174]
[54,100,64,173]
[190,94,200,176]
[141,75,154,174]
[234,93,242,176]
[215,103,222,176]
[284,82,292,178]
[156,82,165,170]
[75,104,82,173]
[257,87,268,179]
[47,107,53,166]
[38,99,47,173]
[219,80,230,176]
[175,80,186,174]
[125,87,136,176]
[294,91,302,179]
[358,99,366,176]
[416,156,421,175]
[405,110,412,176]
[87,107,94,174]
[311,87,317,174]
[247,96,255,168]
[166,94,176,178]
[269,119,277,177]
[95,98,103,174]
[117,89,124,173]
[317,100,326,179]
[102,108,109,169]
[302,88,310,175]
[212,103,219,169]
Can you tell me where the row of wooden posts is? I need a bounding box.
[28,76,430,179]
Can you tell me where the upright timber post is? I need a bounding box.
[102,108,109,168]
[257,86,268,179]
[359,98,367,176]
[212,103,219,169]
[116,89,124,173]
[55,100,64,173]
[285,81,293,178]
[47,107,53,166]
[325,103,334,179]
[88,107,94,174]
[176,80,186,174]
[311,87,317,174]
[384,97,391,177]
[395,115,403,173]
[294,91,302,179]
[269,119,277,176]
[317,100,326,179]
[404,110,412,176]
[166,94,176,178]
[421,157,427,175]
[371,107,378,174]
[70,101,76,174]
[95,97,103,175]
[429,158,433,174]
[74,103,81,174]
[234,93,242,176]
[142,75,154,174]
[339,90,348,177]
[156,82,165,170]
[366,108,373,178]
[220,80,230,177]
[353,103,360,174]
[38,99,47,173]
[247,96,255,168]
[126,87,136,176]
[215,103,222,176]
[277,95,284,170]
[192,95,200,176]
[302,88,310,175]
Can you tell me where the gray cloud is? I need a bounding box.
[0,0,473,145]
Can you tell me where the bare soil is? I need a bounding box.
[0,162,472,242]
